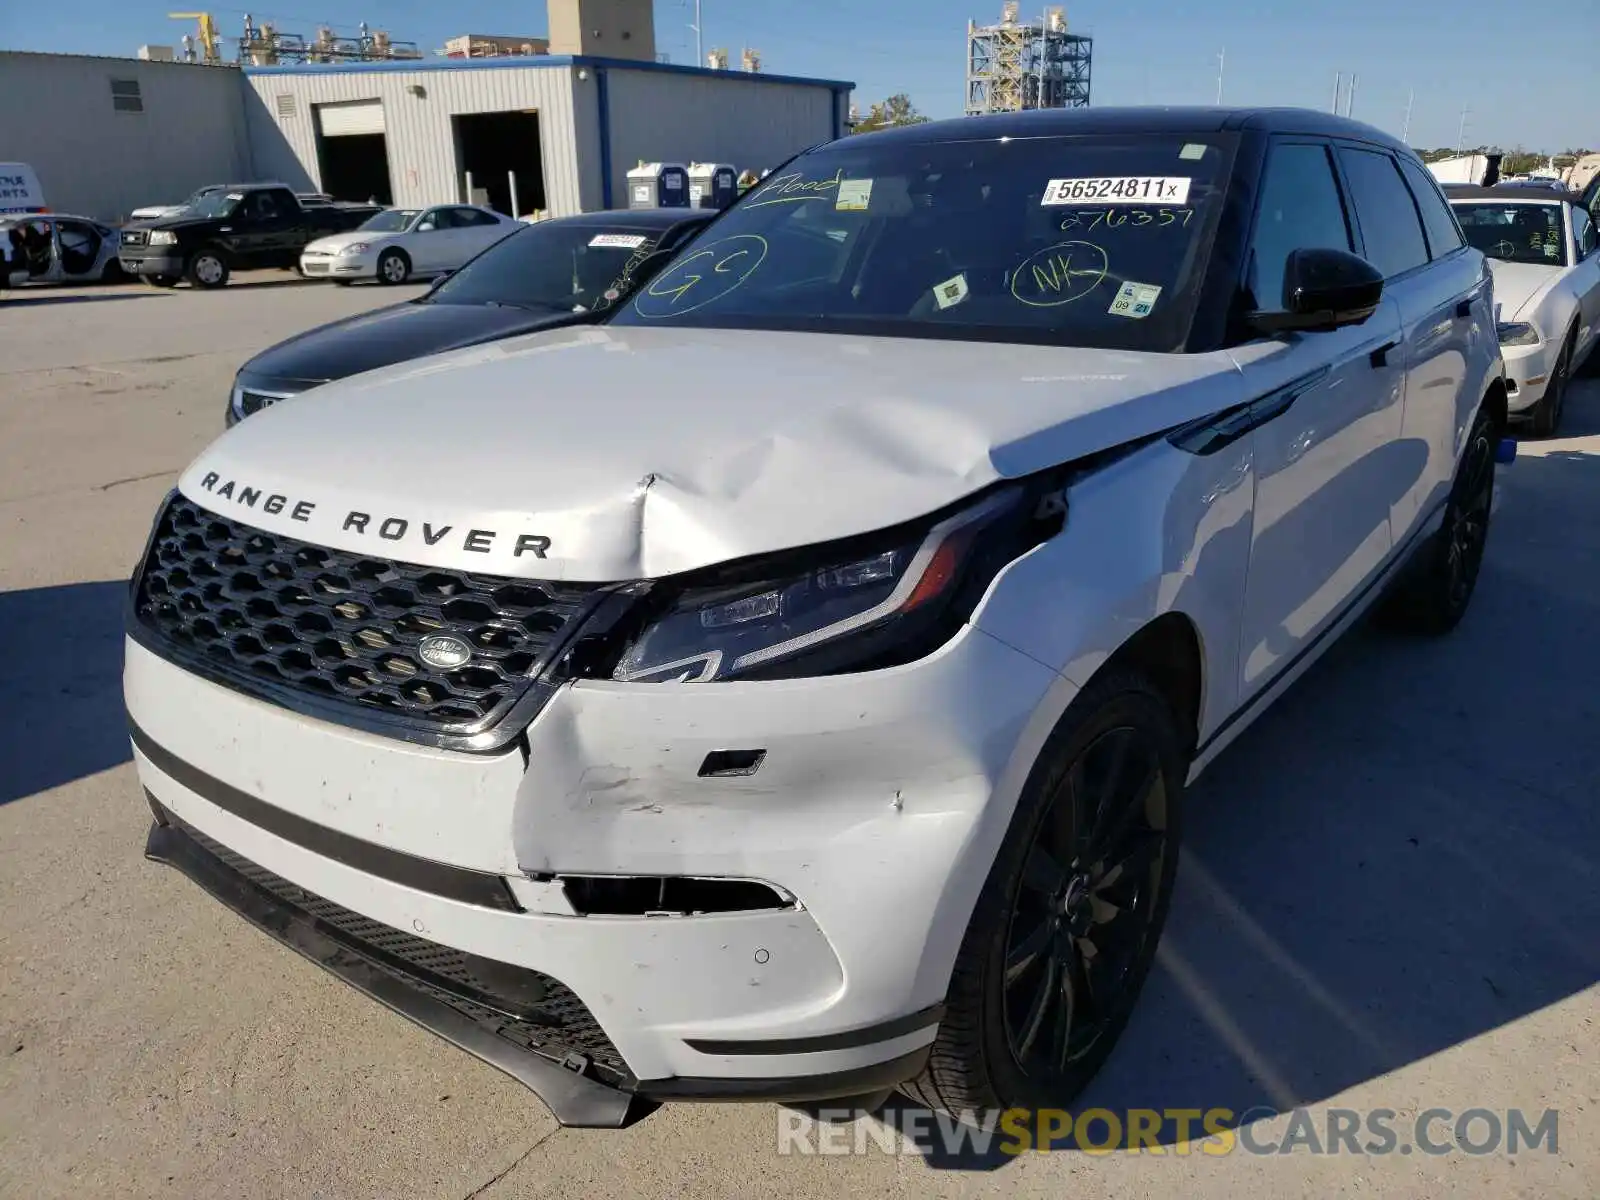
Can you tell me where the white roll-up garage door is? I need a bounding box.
[317,100,386,137]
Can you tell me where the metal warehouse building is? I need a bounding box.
[244,56,853,217]
[0,51,252,222]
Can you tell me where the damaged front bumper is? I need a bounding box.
[142,804,930,1127]
[126,617,1063,1125]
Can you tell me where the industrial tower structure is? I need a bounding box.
[966,4,1092,117]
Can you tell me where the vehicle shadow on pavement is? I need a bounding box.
[0,581,131,806]
[3,290,158,307]
[887,438,1600,1169]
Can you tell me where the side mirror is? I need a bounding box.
[1249,247,1384,335]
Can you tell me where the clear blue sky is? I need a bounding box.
[3,0,1594,152]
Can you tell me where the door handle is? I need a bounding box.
[1369,340,1400,368]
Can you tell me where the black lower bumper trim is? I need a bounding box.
[683,1004,943,1056]
[144,819,657,1129]
[638,1047,930,1104]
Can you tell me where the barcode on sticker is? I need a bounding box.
[1042,177,1191,206]
[589,233,648,249]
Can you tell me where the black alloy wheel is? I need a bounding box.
[1001,724,1172,1081]
[1441,418,1495,617]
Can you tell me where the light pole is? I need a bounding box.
[1215,47,1225,105]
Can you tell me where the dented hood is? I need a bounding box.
[180,326,1242,581]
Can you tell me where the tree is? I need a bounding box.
[851,93,929,134]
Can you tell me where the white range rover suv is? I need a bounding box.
[126,108,1506,1128]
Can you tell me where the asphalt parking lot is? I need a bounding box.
[1,273,1596,1199]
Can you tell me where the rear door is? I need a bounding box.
[444,207,509,265]
[1350,149,1485,540]
[1363,150,1484,540]
[54,219,104,279]
[1233,139,1406,698]
[228,189,296,266]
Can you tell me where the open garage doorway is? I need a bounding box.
[453,111,544,217]
[315,100,394,204]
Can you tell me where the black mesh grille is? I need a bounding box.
[174,814,629,1081]
[132,494,598,738]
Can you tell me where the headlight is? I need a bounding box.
[1496,321,1540,346]
[339,242,371,256]
[148,230,177,246]
[607,487,1043,683]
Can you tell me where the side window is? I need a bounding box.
[249,191,283,221]
[1398,158,1465,257]
[1337,148,1430,278]
[1247,142,1353,311]
[454,207,498,227]
[1573,206,1596,259]
[416,209,443,232]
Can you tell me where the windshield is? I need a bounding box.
[1452,202,1569,267]
[609,132,1235,351]
[428,221,668,312]
[361,208,421,233]
[187,190,243,219]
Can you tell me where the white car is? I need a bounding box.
[1449,184,1600,435]
[300,205,517,285]
[128,109,1505,1128]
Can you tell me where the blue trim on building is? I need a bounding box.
[595,67,614,210]
[243,53,854,93]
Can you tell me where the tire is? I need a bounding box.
[1383,403,1497,635]
[99,259,125,284]
[1527,331,1573,438]
[903,670,1186,1116]
[186,248,229,289]
[376,248,411,285]
[143,274,180,288]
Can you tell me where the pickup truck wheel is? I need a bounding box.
[1383,404,1497,635]
[186,249,229,289]
[377,248,411,285]
[902,671,1185,1117]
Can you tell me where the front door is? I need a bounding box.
[408,208,452,271]
[1234,139,1407,698]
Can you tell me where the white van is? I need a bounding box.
[0,163,46,215]
[1,164,47,289]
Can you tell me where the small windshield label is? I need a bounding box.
[1108,280,1163,319]
[836,178,874,212]
[932,273,970,310]
[1042,177,1191,206]
[589,233,648,249]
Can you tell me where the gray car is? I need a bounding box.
[2,213,124,287]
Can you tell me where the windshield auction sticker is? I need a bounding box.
[1108,280,1163,319]
[1042,177,1191,206]
[589,233,648,249]
[836,178,874,212]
